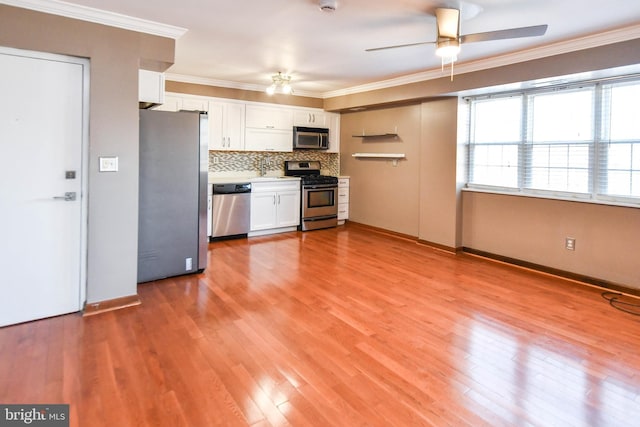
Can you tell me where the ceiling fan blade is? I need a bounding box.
[366,41,434,52]
[435,8,460,39]
[460,24,548,44]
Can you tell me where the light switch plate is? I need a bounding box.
[99,156,118,172]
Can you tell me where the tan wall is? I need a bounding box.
[462,192,640,289]
[166,81,323,109]
[418,98,461,249]
[339,105,422,236]
[0,5,175,303]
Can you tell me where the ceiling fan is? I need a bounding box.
[366,7,548,79]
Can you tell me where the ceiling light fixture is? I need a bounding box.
[266,72,293,95]
[435,8,461,81]
[435,38,460,80]
[319,0,337,12]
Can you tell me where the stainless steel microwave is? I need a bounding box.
[293,126,329,150]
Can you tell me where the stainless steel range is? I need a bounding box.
[284,160,338,231]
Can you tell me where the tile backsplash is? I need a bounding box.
[209,150,340,176]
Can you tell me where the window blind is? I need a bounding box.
[466,76,640,205]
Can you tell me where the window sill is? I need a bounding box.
[462,186,640,209]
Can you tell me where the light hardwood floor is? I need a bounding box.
[1,224,640,426]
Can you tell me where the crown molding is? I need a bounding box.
[1,0,187,39]
[323,23,640,98]
[165,73,323,99]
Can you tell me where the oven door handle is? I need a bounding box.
[303,184,338,190]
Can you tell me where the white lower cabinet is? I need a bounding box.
[338,177,349,224]
[249,180,300,236]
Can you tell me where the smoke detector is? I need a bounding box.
[319,0,337,12]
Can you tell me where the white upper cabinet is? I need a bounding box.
[152,93,340,153]
[152,94,182,112]
[293,110,327,127]
[208,101,245,151]
[245,105,293,130]
[139,70,165,104]
[152,94,208,112]
[180,97,209,112]
[245,105,294,152]
[327,112,341,153]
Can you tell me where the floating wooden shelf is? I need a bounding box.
[352,133,398,138]
[352,126,398,138]
[352,153,405,159]
[351,152,405,166]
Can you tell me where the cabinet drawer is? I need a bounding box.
[251,180,300,193]
[338,188,349,200]
[338,178,349,187]
[337,203,349,220]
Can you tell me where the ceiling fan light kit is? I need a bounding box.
[435,38,461,59]
[319,0,337,12]
[266,72,293,95]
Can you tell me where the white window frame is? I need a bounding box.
[465,76,640,207]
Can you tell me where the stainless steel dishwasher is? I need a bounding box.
[211,183,251,239]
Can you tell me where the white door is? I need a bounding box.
[0,47,88,327]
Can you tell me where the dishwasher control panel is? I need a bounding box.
[213,183,251,194]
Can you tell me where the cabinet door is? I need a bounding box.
[246,105,293,130]
[225,102,245,150]
[250,191,278,231]
[276,190,300,227]
[327,112,341,153]
[153,95,182,112]
[139,70,164,104]
[245,128,293,152]
[209,101,245,151]
[293,110,327,127]
[181,98,208,112]
[208,102,225,150]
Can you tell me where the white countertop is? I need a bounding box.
[209,174,300,184]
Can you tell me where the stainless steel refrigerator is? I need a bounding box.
[138,109,208,283]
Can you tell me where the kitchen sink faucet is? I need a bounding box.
[260,156,271,176]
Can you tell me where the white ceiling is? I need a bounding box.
[9,0,640,97]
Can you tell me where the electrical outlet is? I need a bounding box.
[565,237,576,251]
[185,257,193,270]
[213,157,219,164]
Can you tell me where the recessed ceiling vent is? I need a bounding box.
[319,0,337,12]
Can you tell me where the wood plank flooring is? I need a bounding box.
[2,224,640,426]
